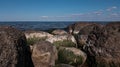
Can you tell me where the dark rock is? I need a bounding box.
[0,26,33,67]
[67,22,97,34]
[32,41,57,67]
[76,23,103,48]
[76,22,120,67]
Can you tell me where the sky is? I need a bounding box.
[0,0,120,21]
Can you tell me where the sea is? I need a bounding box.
[0,21,109,31]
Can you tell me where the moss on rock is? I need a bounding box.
[53,40,76,48]
[57,47,86,66]
[27,37,47,45]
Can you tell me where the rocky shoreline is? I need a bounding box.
[0,22,120,67]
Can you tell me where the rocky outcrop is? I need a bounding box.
[52,29,68,35]
[25,30,53,39]
[58,47,87,67]
[1,22,119,67]
[76,22,120,67]
[0,26,33,67]
[46,34,76,44]
[32,41,58,67]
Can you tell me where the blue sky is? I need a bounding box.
[0,0,120,21]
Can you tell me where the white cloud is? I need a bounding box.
[40,16,49,18]
[94,11,103,15]
[111,13,119,16]
[112,6,117,9]
[40,16,69,18]
[106,6,117,11]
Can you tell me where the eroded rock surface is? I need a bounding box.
[0,26,33,67]
[76,22,120,67]
[46,34,76,44]
[76,23,103,48]
[32,41,58,67]
[25,30,53,39]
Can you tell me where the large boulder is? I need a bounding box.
[25,30,53,45]
[77,22,120,67]
[58,47,87,67]
[0,26,33,67]
[32,41,58,67]
[52,29,68,35]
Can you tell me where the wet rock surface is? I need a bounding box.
[0,26,33,67]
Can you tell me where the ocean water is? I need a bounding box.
[0,21,109,31]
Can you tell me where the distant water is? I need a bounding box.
[0,21,109,31]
